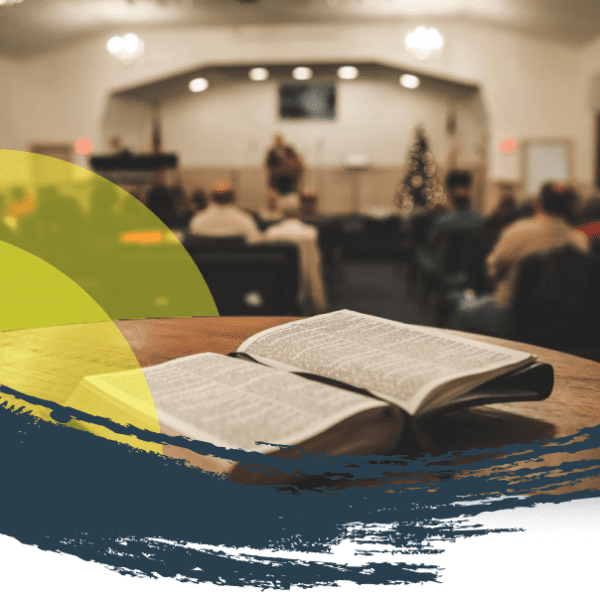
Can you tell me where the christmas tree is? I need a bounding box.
[397,126,445,213]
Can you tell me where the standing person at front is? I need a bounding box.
[265,134,303,191]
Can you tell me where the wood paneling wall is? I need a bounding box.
[178,164,490,215]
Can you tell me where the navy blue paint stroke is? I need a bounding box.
[1,388,599,589]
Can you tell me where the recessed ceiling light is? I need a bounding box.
[292,67,313,81]
[189,77,209,93]
[400,74,420,89]
[249,67,269,81]
[337,66,359,80]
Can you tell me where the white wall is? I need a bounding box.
[105,21,581,182]
[101,95,153,154]
[0,55,25,152]
[6,40,123,168]
[159,75,483,169]
[572,35,600,191]
[1,20,588,185]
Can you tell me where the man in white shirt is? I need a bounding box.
[188,179,261,243]
[264,191,328,315]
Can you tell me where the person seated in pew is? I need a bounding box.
[170,185,198,230]
[417,170,485,273]
[145,181,180,230]
[576,195,600,246]
[188,179,261,243]
[484,193,518,237]
[258,174,305,223]
[263,192,328,315]
[274,174,301,211]
[447,182,590,337]
[190,188,208,213]
[258,188,285,223]
[300,188,318,218]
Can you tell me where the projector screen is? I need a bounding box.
[279,83,336,120]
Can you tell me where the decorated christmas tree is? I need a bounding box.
[397,126,445,213]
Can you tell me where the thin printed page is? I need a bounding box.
[138,352,385,453]
[237,310,534,416]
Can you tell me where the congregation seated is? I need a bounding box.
[273,174,300,210]
[417,170,485,276]
[0,191,17,245]
[17,185,85,252]
[36,185,84,241]
[447,182,590,338]
[264,191,328,315]
[190,188,208,213]
[145,182,196,230]
[510,245,600,353]
[188,179,261,243]
[576,195,600,251]
[145,183,177,229]
[514,198,536,220]
[257,188,286,223]
[171,185,197,230]
[483,193,518,239]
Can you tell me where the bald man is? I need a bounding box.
[188,179,261,243]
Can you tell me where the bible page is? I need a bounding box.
[237,310,534,416]
[138,352,385,453]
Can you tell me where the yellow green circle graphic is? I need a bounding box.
[0,150,218,451]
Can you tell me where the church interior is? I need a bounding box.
[1,0,600,358]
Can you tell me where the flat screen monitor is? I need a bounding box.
[279,84,336,120]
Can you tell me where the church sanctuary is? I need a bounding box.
[2,6,600,589]
[1,0,600,359]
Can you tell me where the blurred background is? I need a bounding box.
[1,0,600,357]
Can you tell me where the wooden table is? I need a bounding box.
[113,316,600,492]
[2,316,598,490]
[114,316,600,438]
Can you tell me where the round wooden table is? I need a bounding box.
[114,316,600,440]
[4,316,596,491]
[113,316,600,493]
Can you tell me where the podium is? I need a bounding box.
[344,154,371,214]
[89,153,178,185]
[267,160,303,191]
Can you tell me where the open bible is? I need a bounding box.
[67,310,554,484]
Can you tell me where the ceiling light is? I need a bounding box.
[337,66,359,80]
[404,26,444,60]
[249,67,269,81]
[292,67,313,81]
[106,33,144,65]
[400,74,420,89]
[189,77,209,92]
[0,0,25,5]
